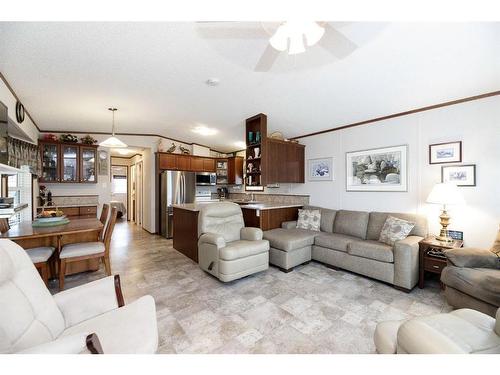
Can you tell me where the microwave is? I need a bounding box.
[196,172,216,186]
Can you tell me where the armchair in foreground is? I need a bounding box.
[374,308,500,354]
[441,226,500,317]
[198,202,270,282]
[0,239,158,354]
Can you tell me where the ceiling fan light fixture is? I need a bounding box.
[269,26,288,51]
[100,108,128,148]
[288,35,306,55]
[304,22,325,47]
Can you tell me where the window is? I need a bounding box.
[112,175,127,194]
[3,166,32,226]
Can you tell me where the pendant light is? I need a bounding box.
[100,107,127,148]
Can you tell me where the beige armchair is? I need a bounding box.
[198,202,270,282]
[374,308,500,354]
[0,239,158,354]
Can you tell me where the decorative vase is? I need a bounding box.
[248,131,254,144]
[255,131,261,143]
[254,147,260,159]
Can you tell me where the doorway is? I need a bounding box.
[111,165,128,220]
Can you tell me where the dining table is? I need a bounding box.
[1,217,104,276]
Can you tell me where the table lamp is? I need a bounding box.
[426,182,465,242]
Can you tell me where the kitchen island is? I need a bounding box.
[172,201,303,263]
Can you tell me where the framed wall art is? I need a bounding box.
[441,164,476,186]
[429,141,462,164]
[346,145,408,192]
[308,157,334,181]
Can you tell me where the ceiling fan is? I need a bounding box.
[196,21,357,72]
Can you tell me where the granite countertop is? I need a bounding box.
[36,203,98,209]
[173,201,303,212]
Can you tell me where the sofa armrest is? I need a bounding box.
[54,275,123,328]
[198,233,226,248]
[444,247,500,269]
[241,227,263,241]
[17,333,102,354]
[393,236,423,290]
[281,221,297,229]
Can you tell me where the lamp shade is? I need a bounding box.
[426,183,465,205]
[99,136,127,148]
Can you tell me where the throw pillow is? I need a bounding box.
[296,209,321,231]
[379,216,415,246]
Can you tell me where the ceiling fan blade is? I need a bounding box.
[254,44,281,72]
[196,26,269,39]
[319,23,357,58]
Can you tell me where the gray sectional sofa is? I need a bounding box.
[263,206,428,291]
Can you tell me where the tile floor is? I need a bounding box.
[50,221,452,354]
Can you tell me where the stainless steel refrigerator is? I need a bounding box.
[160,170,196,238]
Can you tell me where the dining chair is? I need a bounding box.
[0,218,55,286]
[99,203,110,240]
[58,207,118,290]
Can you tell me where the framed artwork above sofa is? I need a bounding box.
[346,144,408,192]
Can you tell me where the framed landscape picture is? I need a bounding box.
[346,145,408,192]
[308,157,334,181]
[429,141,462,164]
[442,164,476,186]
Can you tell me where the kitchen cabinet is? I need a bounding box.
[156,153,217,173]
[60,144,79,183]
[227,157,243,185]
[36,205,97,218]
[39,141,98,184]
[266,138,305,183]
[80,147,97,183]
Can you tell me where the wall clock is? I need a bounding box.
[16,101,25,123]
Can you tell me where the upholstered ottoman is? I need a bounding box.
[263,228,318,272]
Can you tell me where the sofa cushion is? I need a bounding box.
[378,216,415,246]
[264,228,317,252]
[219,240,269,261]
[441,266,500,307]
[304,205,337,233]
[367,212,427,240]
[333,210,369,239]
[348,240,394,263]
[296,209,321,231]
[314,233,359,252]
[445,248,500,269]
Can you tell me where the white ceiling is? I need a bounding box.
[0,22,499,152]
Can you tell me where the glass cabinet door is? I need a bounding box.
[80,147,97,183]
[61,145,79,182]
[41,143,59,182]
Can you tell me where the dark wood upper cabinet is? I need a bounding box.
[39,141,98,184]
[202,158,215,172]
[190,157,204,171]
[227,156,243,185]
[156,153,217,173]
[80,146,97,183]
[269,139,305,183]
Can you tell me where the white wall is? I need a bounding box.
[283,96,500,248]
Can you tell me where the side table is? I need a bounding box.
[418,236,464,289]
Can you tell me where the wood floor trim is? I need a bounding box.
[291,90,500,140]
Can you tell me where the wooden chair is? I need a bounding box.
[0,218,55,286]
[99,203,110,240]
[58,207,118,290]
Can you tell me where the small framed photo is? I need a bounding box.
[308,157,334,181]
[442,164,476,186]
[429,141,462,164]
[448,230,464,241]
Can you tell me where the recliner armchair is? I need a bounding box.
[198,202,270,282]
[0,239,158,354]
